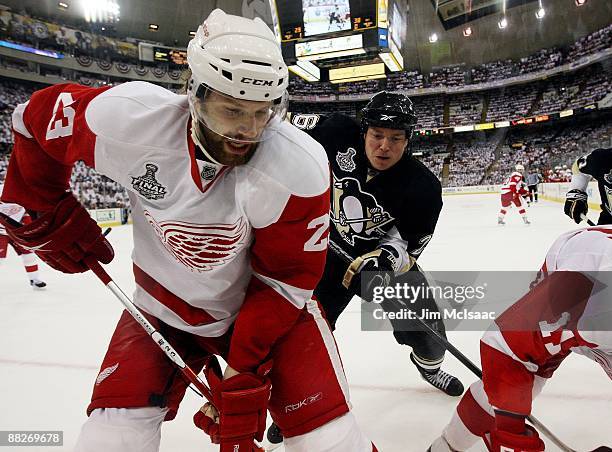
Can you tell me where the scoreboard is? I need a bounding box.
[274,0,406,82]
[273,0,378,42]
[153,47,187,66]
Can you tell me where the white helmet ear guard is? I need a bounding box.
[187,8,288,103]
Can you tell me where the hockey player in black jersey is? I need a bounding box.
[564,148,611,225]
[265,92,464,449]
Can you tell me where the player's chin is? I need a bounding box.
[224,139,253,156]
[372,156,392,170]
[222,141,256,165]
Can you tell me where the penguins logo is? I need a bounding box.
[330,175,393,246]
[604,169,612,185]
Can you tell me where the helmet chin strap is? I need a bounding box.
[190,125,225,166]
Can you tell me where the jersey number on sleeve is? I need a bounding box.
[46,92,76,140]
[304,213,329,252]
[539,312,576,355]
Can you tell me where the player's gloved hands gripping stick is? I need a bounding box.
[342,245,401,301]
[194,356,271,451]
[564,189,588,224]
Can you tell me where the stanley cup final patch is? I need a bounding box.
[131,163,167,200]
[336,147,357,172]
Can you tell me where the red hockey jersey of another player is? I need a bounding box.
[501,171,527,196]
[481,226,612,416]
[433,227,612,452]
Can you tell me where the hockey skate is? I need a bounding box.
[30,279,47,289]
[522,217,531,225]
[263,422,283,451]
[411,353,464,396]
[497,217,505,225]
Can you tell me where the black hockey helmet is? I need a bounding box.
[360,91,418,139]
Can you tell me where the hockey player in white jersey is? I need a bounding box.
[428,223,612,451]
[0,9,376,452]
[0,182,46,289]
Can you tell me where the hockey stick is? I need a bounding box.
[580,214,596,226]
[328,240,579,452]
[84,261,263,452]
[0,212,263,452]
[84,257,214,401]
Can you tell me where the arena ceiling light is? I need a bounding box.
[497,17,508,29]
[82,0,120,23]
[575,0,587,5]
[58,2,69,9]
[462,27,472,37]
[148,23,159,31]
[428,33,438,43]
[535,7,545,19]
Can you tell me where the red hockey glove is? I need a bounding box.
[0,192,114,273]
[484,412,544,452]
[194,356,271,451]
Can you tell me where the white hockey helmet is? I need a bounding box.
[186,9,289,156]
[515,164,525,171]
[187,9,288,101]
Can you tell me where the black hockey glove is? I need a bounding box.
[564,189,588,224]
[342,245,398,302]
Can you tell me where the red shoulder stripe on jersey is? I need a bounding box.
[133,264,217,326]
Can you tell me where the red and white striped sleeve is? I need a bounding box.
[480,228,612,415]
[3,83,111,211]
[228,189,330,372]
[227,124,331,373]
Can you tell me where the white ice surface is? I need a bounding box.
[0,194,609,451]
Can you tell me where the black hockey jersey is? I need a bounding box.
[291,113,442,269]
[571,147,611,224]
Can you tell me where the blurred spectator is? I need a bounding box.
[413,95,445,128]
[0,153,130,209]
[386,70,424,91]
[0,80,38,145]
[471,60,514,84]
[446,135,497,187]
[428,65,465,88]
[448,93,483,126]
[518,48,562,74]
[486,85,538,122]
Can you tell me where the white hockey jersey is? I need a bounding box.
[5,81,331,372]
[0,183,26,235]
